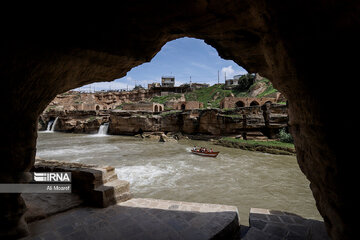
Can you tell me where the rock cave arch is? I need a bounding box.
[1,2,354,239]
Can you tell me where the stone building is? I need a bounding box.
[165,101,203,110]
[122,102,164,112]
[148,82,161,89]
[161,76,175,87]
[220,97,276,109]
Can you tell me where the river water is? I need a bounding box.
[36,131,322,223]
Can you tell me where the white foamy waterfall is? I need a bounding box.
[46,120,54,132]
[97,123,109,136]
[50,117,59,132]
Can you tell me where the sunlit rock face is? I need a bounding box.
[1,1,356,239]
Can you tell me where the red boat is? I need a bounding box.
[191,149,219,157]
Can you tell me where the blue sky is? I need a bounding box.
[75,37,247,92]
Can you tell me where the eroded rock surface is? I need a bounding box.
[1,1,356,239]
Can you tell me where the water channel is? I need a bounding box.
[36,131,322,224]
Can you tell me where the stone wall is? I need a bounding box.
[220,97,277,108]
[122,102,164,112]
[165,101,203,110]
[32,159,132,208]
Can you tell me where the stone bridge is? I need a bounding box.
[220,97,277,109]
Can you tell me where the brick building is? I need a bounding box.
[122,102,164,112]
[220,97,276,109]
[165,101,203,110]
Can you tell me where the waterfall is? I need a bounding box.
[46,120,54,132]
[50,117,59,132]
[97,123,109,136]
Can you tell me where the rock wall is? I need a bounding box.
[40,110,110,134]
[108,104,288,138]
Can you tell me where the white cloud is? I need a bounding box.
[221,65,235,79]
[221,65,248,80]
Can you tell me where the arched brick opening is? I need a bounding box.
[236,101,245,108]
[181,104,186,110]
[1,2,355,239]
[159,106,162,112]
[154,105,159,112]
[250,100,260,106]
[95,105,100,110]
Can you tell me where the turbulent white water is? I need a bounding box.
[36,131,322,223]
[97,123,109,136]
[50,117,59,132]
[46,120,54,132]
[45,117,59,132]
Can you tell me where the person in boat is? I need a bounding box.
[193,146,197,151]
[210,148,213,153]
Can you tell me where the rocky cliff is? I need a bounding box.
[108,104,288,139]
[40,110,110,134]
[40,104,288,138]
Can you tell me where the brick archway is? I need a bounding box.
[236,101,245,107]
[250,100,260,106]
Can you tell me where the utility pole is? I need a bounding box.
[190,76,192,86]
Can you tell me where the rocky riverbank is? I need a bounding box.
[40,104,289,141]
[109,103,288,139]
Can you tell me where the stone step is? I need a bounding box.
[95,179,130,196]
[91,179,130,207]
[115,191,133,203]
[75,166,116,188]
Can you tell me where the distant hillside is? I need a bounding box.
[151,75,283,108]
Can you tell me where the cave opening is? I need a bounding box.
[2,1,351,236]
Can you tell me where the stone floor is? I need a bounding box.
[20,198,330,240]
[21,198,240,240]
[241,208,330,240]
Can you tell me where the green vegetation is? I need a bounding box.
[221,137,295,149]
[149,75,281,108]
[278,128,294,143]
[233,74,256,91]
[160,110,182,116]
[185,84,230,108]
[219,114,244,119]
[184,84,249,108]
[251,77,278,97]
